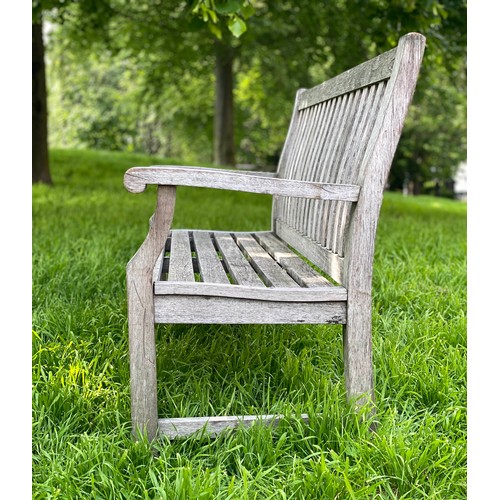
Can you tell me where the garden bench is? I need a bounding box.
[124,33,425,441]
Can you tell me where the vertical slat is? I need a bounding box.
[300,99,336,236]
[317,91,357,247]
[168,231,195,282]
[282,107,309,225]
[192,232,230,284]
[310,95,345,243]
[322,88,365,249]
[333,81,387,255]
[273,89,306,226]
[213,232,265,287]
[326,87,370,251]
[296,101,327,235]
[286,106,315,226]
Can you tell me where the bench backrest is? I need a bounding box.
[272,33,425,286]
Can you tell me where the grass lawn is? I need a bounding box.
[32,148,466,499]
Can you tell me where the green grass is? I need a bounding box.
[33,148,466,499]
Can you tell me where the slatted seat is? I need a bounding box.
[153,230,347,325]
[124,33,426,440]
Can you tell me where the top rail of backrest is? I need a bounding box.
[296,47,397,111]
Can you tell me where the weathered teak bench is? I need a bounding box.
[124,33,425,441]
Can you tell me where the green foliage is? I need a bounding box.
[191,0,255,38]
[390,57,467,190]
[47,37,214,162]
[42,0,467,182]
[32,148,466,498]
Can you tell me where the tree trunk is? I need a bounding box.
[32,22,52,185]
[214,42,235,167]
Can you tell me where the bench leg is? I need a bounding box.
[127,272,158,441]
[126,186,177,441]
[342,299,375,417]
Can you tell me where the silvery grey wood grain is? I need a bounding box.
[321,89,364,249]
[153,281,347,302]
[254,232,333,288]
[124,165,359,202]
[274,88,306,181]
[288,106,314,227]
[311,94,346,244]
[234,233,300,288]
[274,220,344,285]
[293,103,323,233]
[213,232,265,287]
[297,47,397,110]
[154,295,346,324]
[297,100,333,237]
[326,87,369,252]
[334,81,387,256]
[192,231,230,284]
[123,34,425,441]
[158,414,310,439]
[168,230,195,282]
[126,185,176,440]
[330,86,379,253]
[153,247,165,283]
[342,33,425,409]
[314,92,353,247]
[300,99,335,236]
[284,107,311,223]
[274,91,360,274]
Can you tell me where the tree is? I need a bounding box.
[44,0,467,183]
[46,0,254,166]
[32,21,51,184]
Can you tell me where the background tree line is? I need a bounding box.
[33,0,466,196]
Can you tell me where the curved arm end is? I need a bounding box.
[124,168,147,193]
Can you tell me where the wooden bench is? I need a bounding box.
[124,33,426,440]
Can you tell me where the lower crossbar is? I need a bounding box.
[157,414,309,439]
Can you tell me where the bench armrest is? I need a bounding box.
[124,166,360,202]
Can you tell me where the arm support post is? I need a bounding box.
[126,185,176,440]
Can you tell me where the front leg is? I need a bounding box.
[126,186,176,441]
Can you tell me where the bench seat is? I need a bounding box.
[153,230,347,324]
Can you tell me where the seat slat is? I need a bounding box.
[234,233,300,288]
[192,232,230,284]
[154,282,346,301]
[213,233,265,287]
[168,231,195,282]
[254,233,332,288]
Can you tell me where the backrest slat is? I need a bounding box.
[297,102,329,235]
[331,81,387,255]
[272,34,425,285]
[300,100,335,236]
[291,104,320,233]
